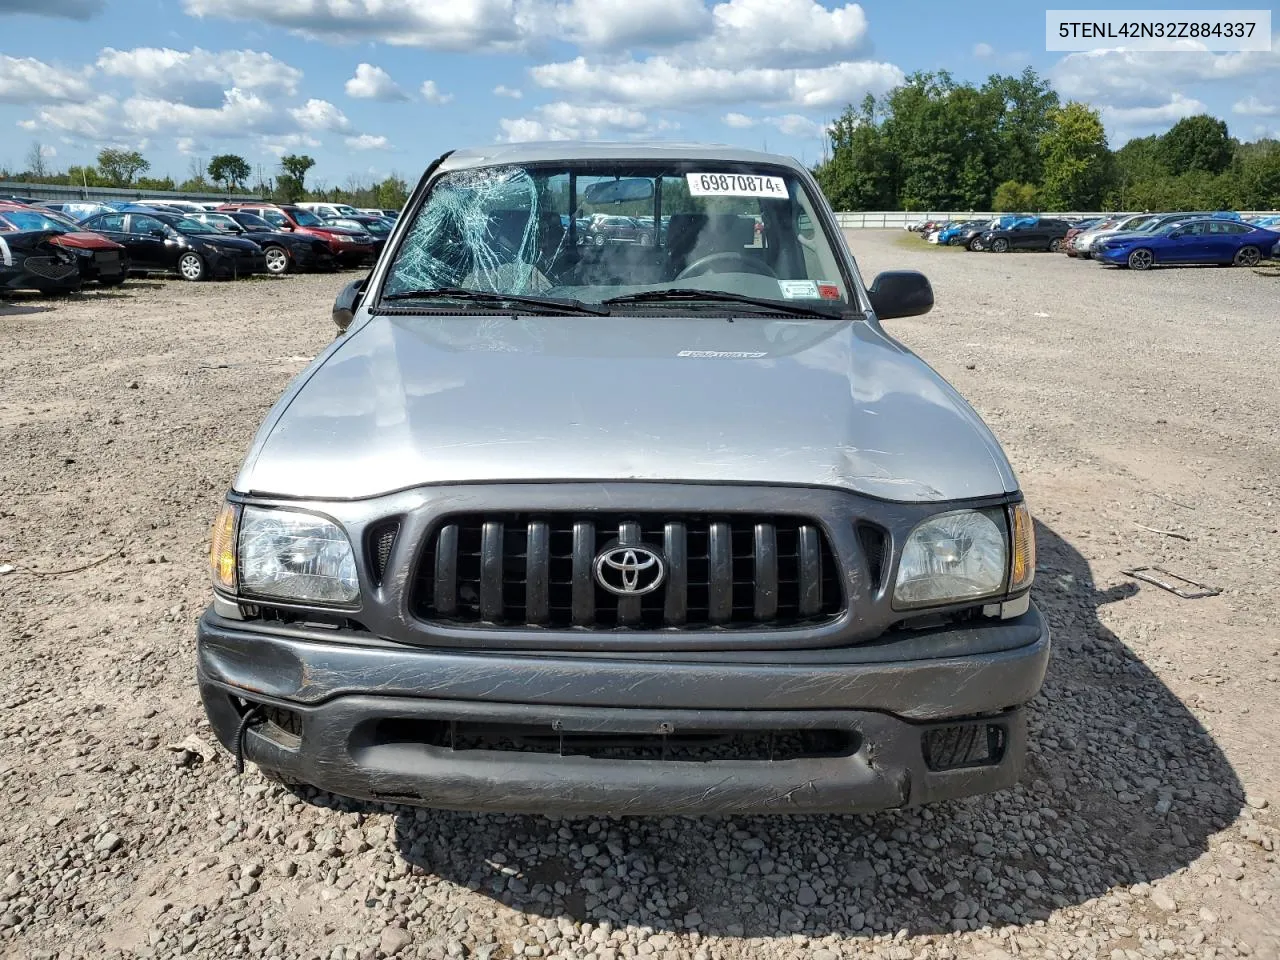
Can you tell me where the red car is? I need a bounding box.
[0,202,130,285]
[217,202,376,267]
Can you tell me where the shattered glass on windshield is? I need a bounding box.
[385,166,560,297]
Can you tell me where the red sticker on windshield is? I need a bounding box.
[817,282,840,300]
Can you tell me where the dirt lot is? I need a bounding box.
[1,232,1277,960]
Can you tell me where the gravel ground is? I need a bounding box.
[1,235,1278,960]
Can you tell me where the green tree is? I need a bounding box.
[1160,115,1234,176]
[1038,102,1110,210]
[983,67,1059,186]
[276,153,316,200]
[815,95,897,210]
[992,180,1040,211]
[96,147,150,186]
[375,173,409,210]
[208,154,251,191]
[65,164,104,188]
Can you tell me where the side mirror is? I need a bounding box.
[867,270,933,320]
[149,228,167,238]
[333,276,367,333]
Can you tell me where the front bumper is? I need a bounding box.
[197,604,1050,815]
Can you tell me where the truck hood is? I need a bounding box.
[236,313,1018,502]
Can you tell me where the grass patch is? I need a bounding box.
[892,232,966,253]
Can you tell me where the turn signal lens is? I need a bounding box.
[210,502,239,591]
[1009,502,1036,593]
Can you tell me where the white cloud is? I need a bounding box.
[344,62,408,101]
[126,87,281,137]
[699,0,868,68]
[498,101,651,141]
[95,47,301,105]
[972,42,994,58]
[722,112,756,128]
[765,113,826,138]
[290,98,353,132]
[38,144,57,158]
[1051,39,1280,105]
[346,133,391,150]
[175,137,200,154]
[420,80,453,104]
[1100,93,1208,133]
[261,133,322,156]
[556,0,711,49]
[493,84,523,99]
[0,0,103,19]
[0,55,95,104]
[531,56,902,109]
[183,0,532,52]
[22,95,124,141]
[1233,96,1277,117]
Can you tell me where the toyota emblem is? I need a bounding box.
[594,544,666,596]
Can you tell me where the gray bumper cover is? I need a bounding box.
[197,605,1049,815]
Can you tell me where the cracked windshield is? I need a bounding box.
[383,164,850,309]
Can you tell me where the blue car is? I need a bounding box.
[1095,218,1280,270]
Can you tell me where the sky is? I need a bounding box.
[1,0,1278,189]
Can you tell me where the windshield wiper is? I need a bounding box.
[381,287,608,316]
[602,288,846,318]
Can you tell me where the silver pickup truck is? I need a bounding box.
[198,142,1046,815]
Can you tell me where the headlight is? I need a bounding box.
[893,509,1007,608]
[236,506,359,605]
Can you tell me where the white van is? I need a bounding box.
[297,202,362,220]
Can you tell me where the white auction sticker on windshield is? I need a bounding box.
[778,280,819,299]
[687,173,788,198]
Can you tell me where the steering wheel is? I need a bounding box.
[676,251,778,281]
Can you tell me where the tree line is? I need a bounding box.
[1,146,410,210]
[815,68,1280,212]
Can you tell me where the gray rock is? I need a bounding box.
[380,926,413,956]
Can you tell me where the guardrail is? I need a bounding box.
[835,211,1280,229]
[0,180,263,203]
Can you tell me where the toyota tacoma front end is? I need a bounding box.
[197,142,1048,815]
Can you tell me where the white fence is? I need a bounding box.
[835,211,1280,229]
[0,180,264,203]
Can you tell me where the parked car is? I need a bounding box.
[1062,218,1107,257]
[584,214,654,246]
[957,219,1001,251]
[38,201,116,222]
[188,211,337,274]
[1094,218,1280,270]
[298,201,363,220]
[936,220,986,246]
[218,202,376,267]
[0,204,130,286]
[79,210,266,280]
[137,199,209,215]
[196,141,1045,816]
[978,217,1072,253]
[1071,213,1158,258]
[0,228,82,294]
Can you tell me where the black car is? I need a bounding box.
[0,229,82,294]
[979,218,1072,253]
[79,211,266,281]
[189,212,336,275]
[586,215,654,246]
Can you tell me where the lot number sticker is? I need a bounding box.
[687,173,788,198]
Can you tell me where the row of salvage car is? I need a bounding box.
[908,211,1280,268]
[1062,212,1280,269]
[0,197,395,295]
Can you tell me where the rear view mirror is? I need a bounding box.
[584,178,654,205]
[867,270,934,320]
[333,276,367,333]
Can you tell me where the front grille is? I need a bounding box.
[414,513,843,630]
